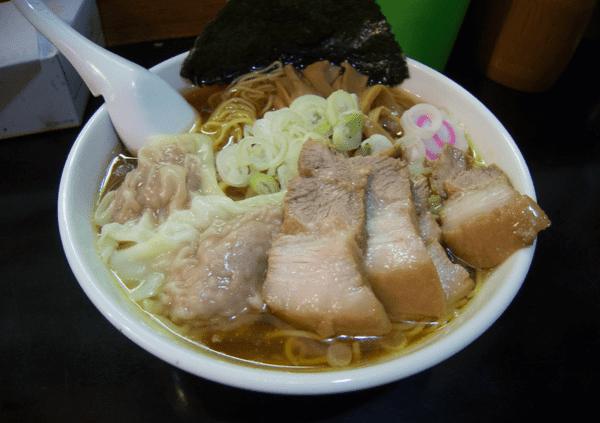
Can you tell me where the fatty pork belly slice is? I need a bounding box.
[429,144,473,199]
[362,157,449,320]
[412,164,473,305]
[418,210,474,305]
[262,230,392,338]
[161,204,283,324]
[440,165,551,269]
[263,140,390,338]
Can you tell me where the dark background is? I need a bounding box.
[2,5,599,422]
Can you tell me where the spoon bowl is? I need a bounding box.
[13,0,198,155]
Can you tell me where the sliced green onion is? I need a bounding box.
[331,113,363,152]
[215,144,251,187]
[290,95,332,137]
[265,132,289,173]
[357,134,393,156]
[428,194,443,215]
[326,90,360,125]
[399,133,426,163]
[408,161,432,176]
[344,112,363,137]
[326,341,353,367]
[238,136,276,172]
[249,173,280,195]
[266,108,308,140]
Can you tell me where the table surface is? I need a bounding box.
[1,29,599,422]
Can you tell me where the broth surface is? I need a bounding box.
[96,72,484,369]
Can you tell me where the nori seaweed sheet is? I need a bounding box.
[180,0,409,87]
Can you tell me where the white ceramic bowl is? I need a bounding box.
[58,53,536,395]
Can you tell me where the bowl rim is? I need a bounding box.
[57,53,535,395]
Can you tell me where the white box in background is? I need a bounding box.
[0,0,105,139]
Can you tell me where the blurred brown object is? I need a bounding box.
[95,0,226,46]
[472,0,597,92]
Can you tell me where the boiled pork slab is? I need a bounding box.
[262,230,391,338]
[360,156,448,320]
[263,141,390,337]
[440,167,551,268]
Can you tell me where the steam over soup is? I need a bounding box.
[93,61,550,368]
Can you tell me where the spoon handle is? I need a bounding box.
[13,0,199,155]
[12,0,135,96]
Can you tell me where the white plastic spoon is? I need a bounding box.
[13,0,199,155]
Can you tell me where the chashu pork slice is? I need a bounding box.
[263,140,390,338]
[283,140,371,246]
[418,210,474,305]
[361,157,448,320]
[440,166,551,269]
[429,144,473,199]
[262,229,392,338]
[409,154,473,306]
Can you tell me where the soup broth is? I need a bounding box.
[94,62,530,369]
[128,268,484,368]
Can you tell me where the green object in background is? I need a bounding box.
[376,0,471,72]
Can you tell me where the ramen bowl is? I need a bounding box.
[58,53,536,395]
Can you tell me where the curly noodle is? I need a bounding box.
[200,62,285,150]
